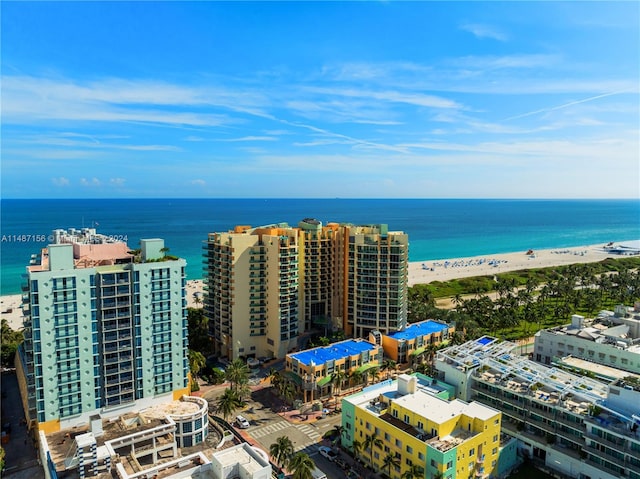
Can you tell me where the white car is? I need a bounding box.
[318,446,338,461]
[235,415,250,429]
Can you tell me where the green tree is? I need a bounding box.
[226,358,250,395]
[351,439,363,465]
[289,452,315,479]
[187,308,212,353]
[1,319,23,367]
[382,453,400,478]
[330,424,345,447]
[400,464,424,479]
[270,436,294,469]
[363,432,383,469]
[215,388,244,421]
[331,369,346,397]
[188,349,206,379]
[382,359,397,379]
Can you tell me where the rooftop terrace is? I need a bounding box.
[438,336,608,404]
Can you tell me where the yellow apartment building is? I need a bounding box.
[342,374,504,479]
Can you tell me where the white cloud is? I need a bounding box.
[51,177,70,186]
[80,177,101,187]
[460,23,508,42]
[191,179,206,186]
[110,178,126,186]
[218,136,278,142]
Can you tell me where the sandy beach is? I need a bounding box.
[407,243,626,286]
[1,242,634,331]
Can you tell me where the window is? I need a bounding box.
[493,434,498,442]
[469,448,475,457]
[395,439,402,448]
[406,445,413,454]
[431,459,437,467]
[492,447,497,455]
[446,461,453,469]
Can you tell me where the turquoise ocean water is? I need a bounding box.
[1,199,639,295]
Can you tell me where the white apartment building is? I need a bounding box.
[534,304,640,374]
[436,337,640,479]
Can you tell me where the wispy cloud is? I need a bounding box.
[460,23,508,42]
[218,136,278,142]
[52,177,70,187]
[80,177,101,187]
[110,178,126,186]
[191,179,206,186]
[502,90,632,121]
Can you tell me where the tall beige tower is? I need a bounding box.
[204,221,408,361]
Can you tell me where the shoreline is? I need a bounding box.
[2,242,637,331]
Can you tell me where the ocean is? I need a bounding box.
[1,198,638,295]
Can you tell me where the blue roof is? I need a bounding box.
[386,320,448,341]
[291,340,377,366]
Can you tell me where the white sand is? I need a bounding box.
[1,242,632,331]
[408,243,623,286]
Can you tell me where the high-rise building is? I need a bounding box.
[346,224,408,338]
[16,228,189,433]
[203,220,408,361]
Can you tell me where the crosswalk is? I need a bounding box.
[249,420,322,452]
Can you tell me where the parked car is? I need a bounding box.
[235,415,250,429]
[318,446,338,461]
[334,457,349,470]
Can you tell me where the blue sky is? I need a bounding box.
[1,1,638,199]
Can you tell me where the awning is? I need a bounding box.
[283,370,303,386]
[356,363,379,374]
[410,346,426,357]
[317,376,333,387]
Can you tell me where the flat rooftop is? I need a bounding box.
[556,356,640,381]
[386,320,449,341]
[291,339,377,366]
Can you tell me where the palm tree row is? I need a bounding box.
[408,263,640,341]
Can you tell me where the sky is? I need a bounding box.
[1,1,639,199]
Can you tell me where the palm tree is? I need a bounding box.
[400,464,424,479]
[351,439,363,465]
[289,452,315,479]
[363,432,383,469]
[269,436,294,469]
[382,453,400,478]
[330,424,345,447]
[188,349,206,380]
[215,388,244,421]
[381,359,396,380]
[331,369,347,397]
[351,370,363,389]
[226,358,250,394]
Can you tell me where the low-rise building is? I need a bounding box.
[40,395,210,479]
[533,304,640,374]
[436,336,640,479]
[341,373,513,479]
[375,319,453,366]
[285,339,383,402]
